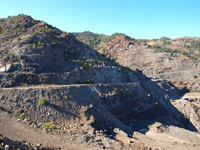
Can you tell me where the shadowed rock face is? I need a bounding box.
[0,81,197,135]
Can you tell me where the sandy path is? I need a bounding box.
[1,83,133,90]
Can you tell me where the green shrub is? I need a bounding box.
[51,42,57,47]
[88,63,92,67]
[45,122,56,129]
[45,122,52,127]
[19,113,25,117]
[82,62,87,67]
[7,52,14,57]
[88,59,93,63]
[41,51,45,54]
[38,41,45,47]
[50,125,56,129]
[39,97,47,105]
[33,43,37,48]
[8,98,12,101]
[8,38,12,42]
[17,37,21,41]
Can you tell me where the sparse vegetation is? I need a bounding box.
[152,45,178,53]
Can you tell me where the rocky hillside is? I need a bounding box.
[0,15,142,87]
[73,32,200,92]
[0,15,200,149]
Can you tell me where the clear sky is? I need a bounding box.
[0,0,199,39]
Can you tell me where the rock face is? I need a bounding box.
[173,99,200,132]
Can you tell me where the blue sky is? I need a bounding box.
[0,0,199,39]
